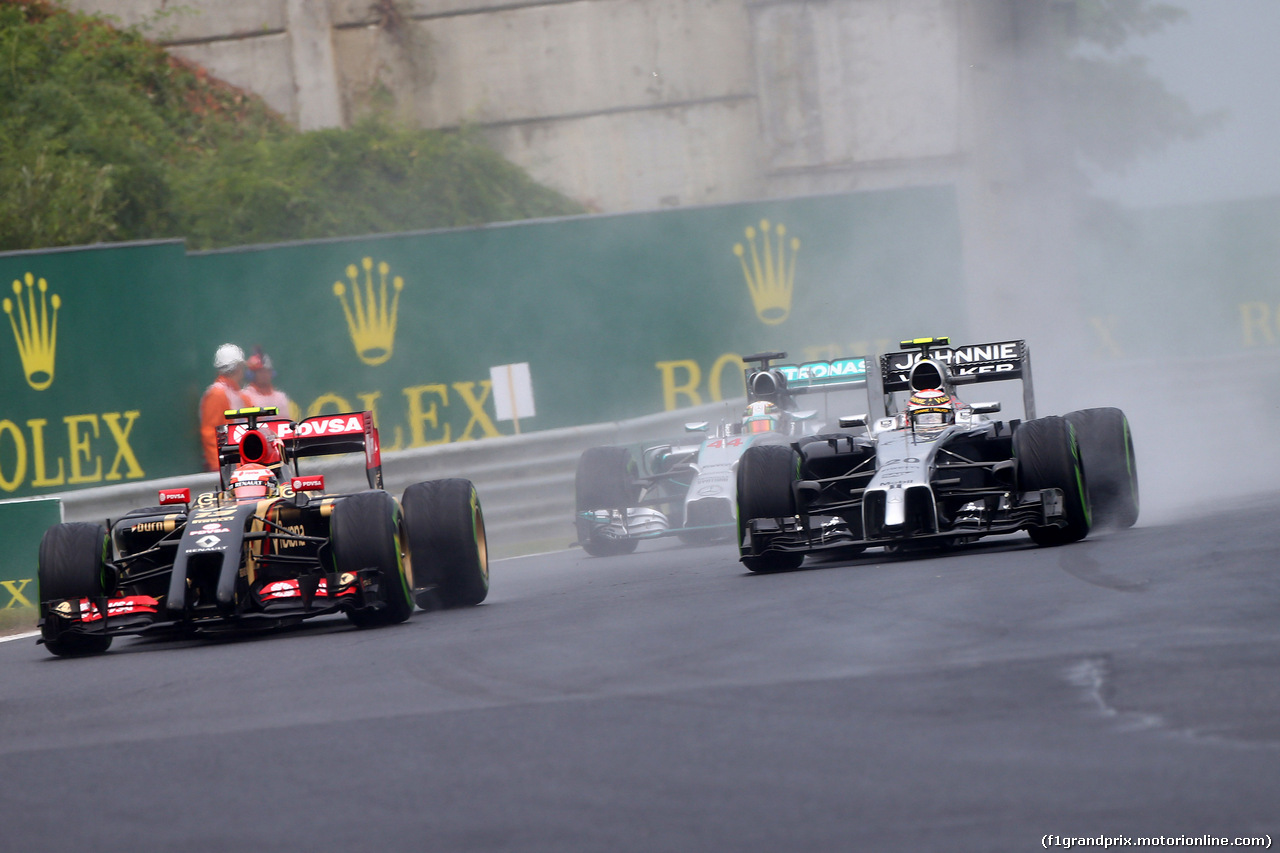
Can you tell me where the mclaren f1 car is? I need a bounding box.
[573,351,871,556]
[35,407,489,656]
[735,337,1139,572]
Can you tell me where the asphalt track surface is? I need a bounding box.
[2,498,1278,852]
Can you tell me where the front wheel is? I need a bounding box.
[736,444,798,521]
[331,490,413,628]
[38,522,113,657]
[403,479,489,609]
[575,446,641,557]
[1014,416,1091,546]
[1065,407,1139,529]
[737,445,803,572]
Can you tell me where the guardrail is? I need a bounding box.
[49,400,746,557]
[22,355,1275,560]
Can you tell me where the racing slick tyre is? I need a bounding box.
[737,444,799,520]
[1014,416,1092,546]
[1064,407,1139,530]
[402,478,489,609]
[331,490,413,628]
[737,444,804,573]
[575,446,641,557]
[38,522,113,657]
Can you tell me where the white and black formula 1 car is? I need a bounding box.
[35,407,489,656]
[573,351,871,556]
[735,337,1139,572]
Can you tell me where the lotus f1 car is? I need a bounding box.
[735,338,1139,572]
[36,407,489,656]
[573,351,871,556]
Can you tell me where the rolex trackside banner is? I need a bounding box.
[3,189,1272,499]
[0,187,965,497]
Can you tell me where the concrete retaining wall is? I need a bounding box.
[63,0,966,211]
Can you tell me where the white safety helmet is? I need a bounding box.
[213,343,245,374]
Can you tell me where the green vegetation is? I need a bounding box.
[0,0,582,251]
[173,120,581,249]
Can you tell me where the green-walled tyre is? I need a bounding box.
[1065,407,1139,529]
[38,522,113,657]
[1014,416,1091,546]
[331,490,413,628]
[403,479,489,609]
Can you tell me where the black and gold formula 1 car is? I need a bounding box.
[35,407,488,656]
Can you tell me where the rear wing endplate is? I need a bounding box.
[287,411,383,490]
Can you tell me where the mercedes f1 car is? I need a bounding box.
[573,351,870,556]
[735,337,1139,572]
[35,407,489,656]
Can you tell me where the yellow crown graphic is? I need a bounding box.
[333,257,404,366]
[4,272,60,390]
[734,219,798,326]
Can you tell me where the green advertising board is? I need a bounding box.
[3,188,1277,501]
[0,497,61,614]
[0,241,199,499]
[0,186,966,498]
[188,185,967,450]
[1077,195,1280,358]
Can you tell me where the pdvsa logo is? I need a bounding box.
[333,257,404,366]
[4,272,60,390]
[733,220,799,326]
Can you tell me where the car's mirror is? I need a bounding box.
[685,422,709,432]
[969,402,1001,415]
[838,414,869,428]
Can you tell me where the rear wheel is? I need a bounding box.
[1014,416,1091,546]
[403,478,489,608]
[575,446,641,557]
[38,522,112,657]
[331,490,413,628]
[1065,407,1139,529]
[737,444,804,573]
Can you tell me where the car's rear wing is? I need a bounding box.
[744,351,884,419]
[219,409,384,490]
[879,338,1036,419]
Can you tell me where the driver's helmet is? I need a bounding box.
[742,401,781,435]
[906,388,955,428]
[228,463,279,501]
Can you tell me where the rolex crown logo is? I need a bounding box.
[734,219,798,326]
[333,257,404,366]
[4,272,60,390]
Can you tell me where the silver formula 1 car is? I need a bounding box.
[735,337,1139,572]
[574,352,872,556]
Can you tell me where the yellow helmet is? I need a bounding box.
[906,389,954,428]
